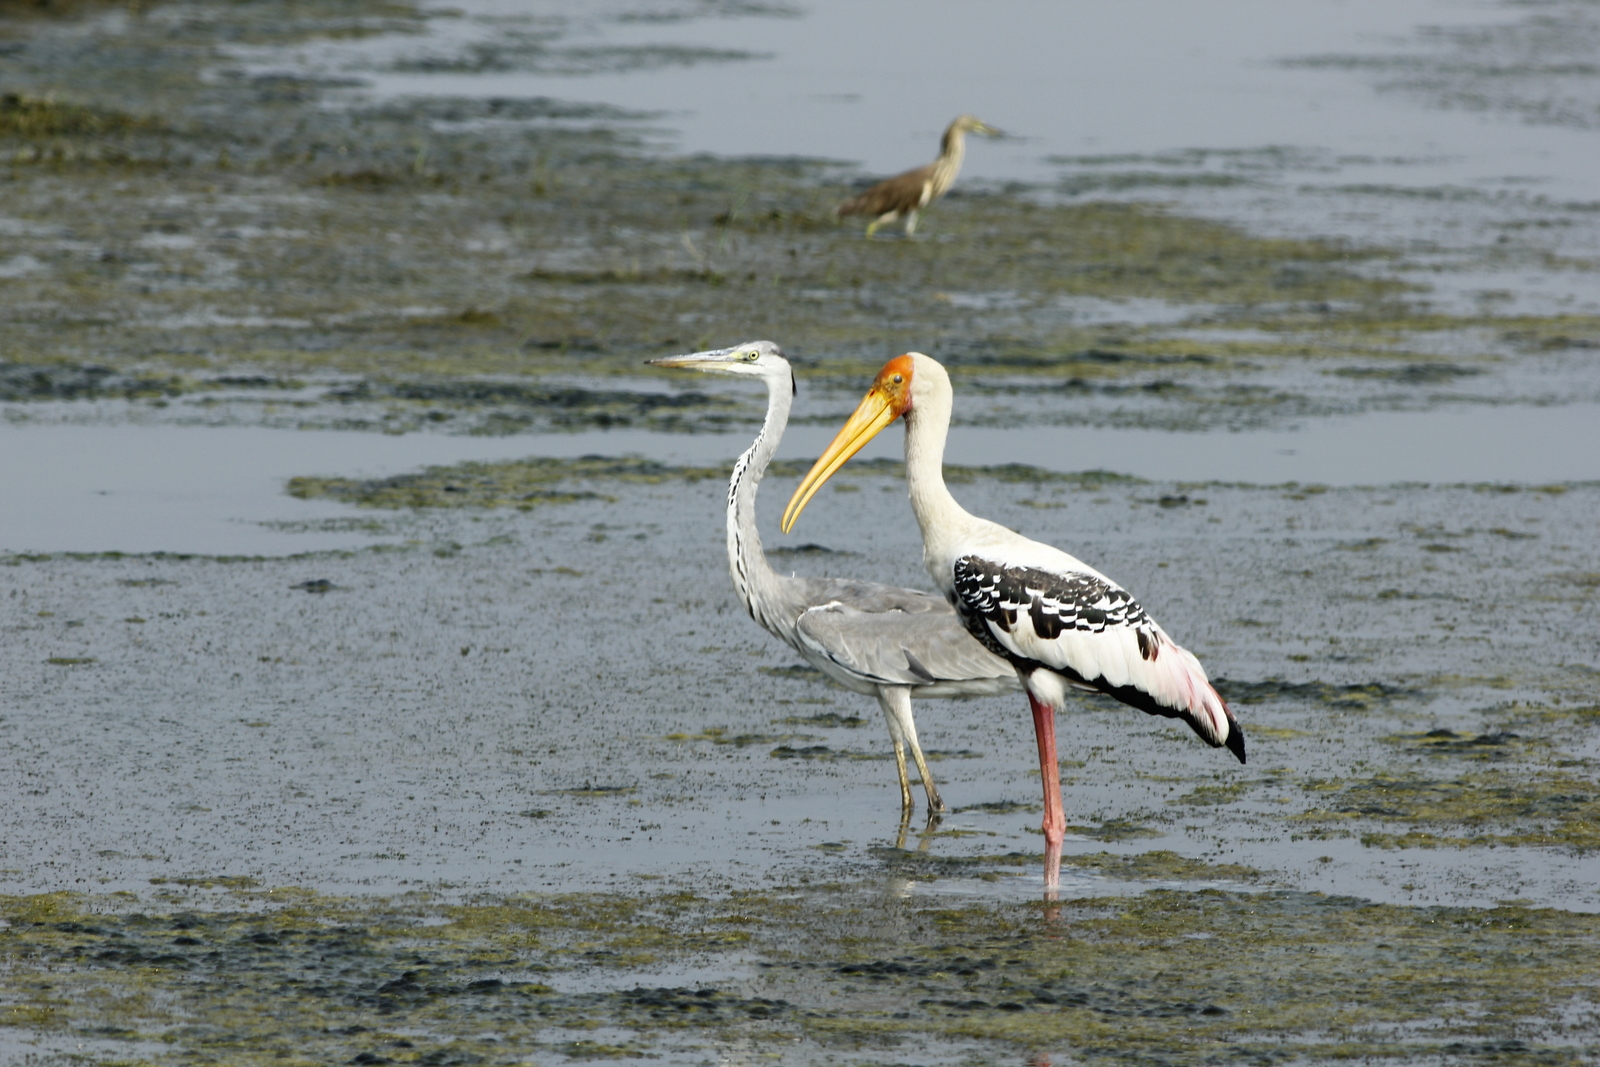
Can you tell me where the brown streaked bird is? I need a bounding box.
[837,114,1001,237]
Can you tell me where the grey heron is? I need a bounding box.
[649,341,1017,817]
[782,352,1246,888]
[837,114,1001,237]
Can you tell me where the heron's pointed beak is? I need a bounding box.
[781,385,900,533]
[647,347,736,370]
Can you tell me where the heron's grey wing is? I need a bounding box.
[794,599,1015,687]
[793,576,951,617]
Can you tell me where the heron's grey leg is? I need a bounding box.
[875,689,915,815]
[880,687,944,814]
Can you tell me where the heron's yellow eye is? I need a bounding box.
[746,351,758,361]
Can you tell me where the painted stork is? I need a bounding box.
[781,352,1246,887]
[837,114,1001,237]
[649,342,1018,817]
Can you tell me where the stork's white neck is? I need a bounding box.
[901,364,983,595]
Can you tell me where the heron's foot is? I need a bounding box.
[892,738,914,814]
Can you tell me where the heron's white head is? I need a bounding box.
[781,352,949,532]
[950,114,1002,138]
[648,340,794,394]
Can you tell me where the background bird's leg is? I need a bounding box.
[880,687,944,813]
[1026,688,1066,889]
[903,209,919,236]
[876,689,916,815]
[865,210,896,237]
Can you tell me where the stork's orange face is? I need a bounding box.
[871,354,915,416]
[781,354,916,533]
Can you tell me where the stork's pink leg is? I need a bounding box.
[1027,690,1066,889]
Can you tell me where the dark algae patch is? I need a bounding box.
[5,883,1600,1065]
[1217,677,1426,710]
[285,456,730,509]
[319,377,739,434]
[1298,768,1600,851]
[283,455,1152,510]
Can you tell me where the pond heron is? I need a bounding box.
[837,114,1001,237]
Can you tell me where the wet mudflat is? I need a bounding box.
[4,0,1600,1063]
[5,468,1600,1064]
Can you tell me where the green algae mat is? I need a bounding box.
[5,881,1598,1065]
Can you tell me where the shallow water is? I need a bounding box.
[218,0,1600,332]
[5,466,1598,908]
[6,399,1597,554]
[268,0,1600,200]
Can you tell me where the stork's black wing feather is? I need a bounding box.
[952,555,1246,763]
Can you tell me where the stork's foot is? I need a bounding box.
[1042,834,1063,893]
[1027,689,1067,892]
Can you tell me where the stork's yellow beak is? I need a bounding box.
[781,386,899,533]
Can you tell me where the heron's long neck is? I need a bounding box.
[727,378,789,627]
[903,394,977,589]
[932,128,967,193]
